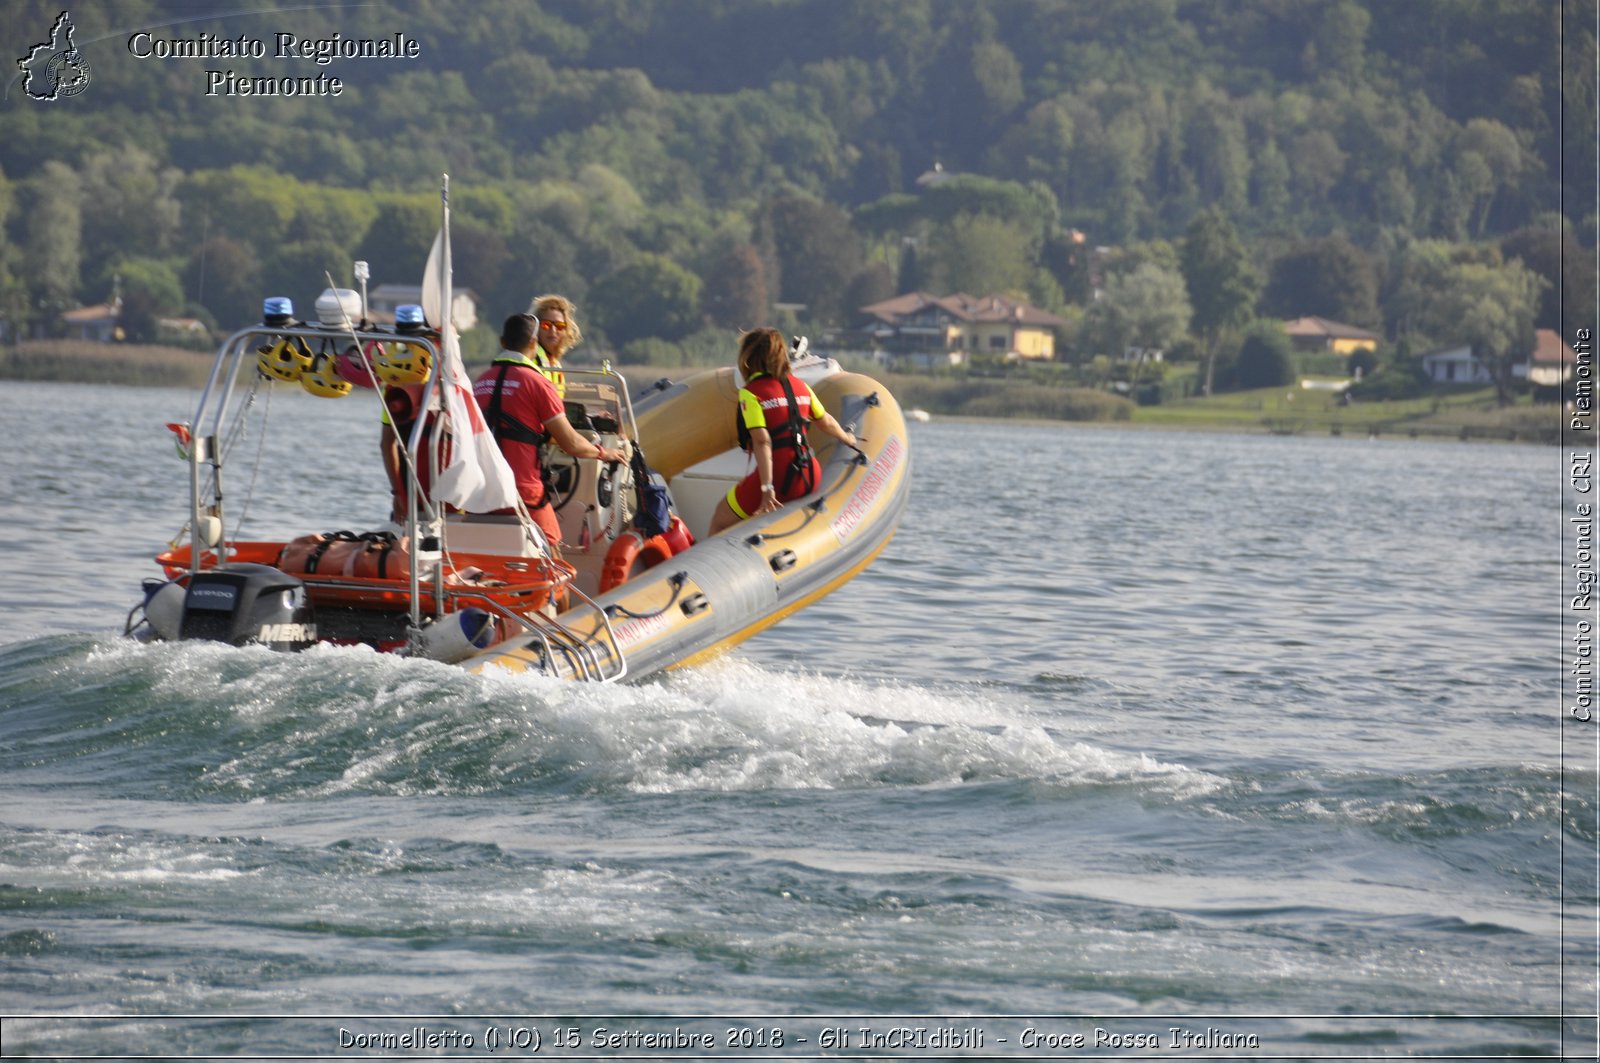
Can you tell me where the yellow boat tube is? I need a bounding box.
[466,360,911,682]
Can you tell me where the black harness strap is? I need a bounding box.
[304,531,362,574]
[486,364,550,447]
[773,376,814,496]
[486,362,555,508]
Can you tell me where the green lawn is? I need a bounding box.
[1133,382,1561,442]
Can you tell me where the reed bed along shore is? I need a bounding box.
[2,341,1563,443]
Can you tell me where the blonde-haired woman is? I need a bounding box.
[708,327,858,535]
[526,294,581,398]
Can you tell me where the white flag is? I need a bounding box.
[421,223,520,512]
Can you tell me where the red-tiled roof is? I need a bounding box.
[954,293,1070,327]
[1283,315,1380,341]
[859,292,1067,328]
[859,291,944,322]
[1533,328,1576,365]
[61,303,119,323]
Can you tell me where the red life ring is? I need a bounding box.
[599,529,675,593]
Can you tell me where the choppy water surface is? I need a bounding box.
[0,381,1589,1059]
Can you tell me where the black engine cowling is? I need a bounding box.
[179,563,317,650]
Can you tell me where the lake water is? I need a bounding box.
[0,380,1591,1059]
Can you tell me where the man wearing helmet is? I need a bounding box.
[474,313,624,544]
[375,304,442,522]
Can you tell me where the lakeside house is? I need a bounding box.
[1283,316,1381,356]
[56,299,210,345]
[1418,344,1484,384]
[1524,329,1578,402]
[1419,329,1575,395]
[60,301,122,342]
[859,291,1068,370]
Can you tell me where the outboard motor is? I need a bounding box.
[178,563,318,651]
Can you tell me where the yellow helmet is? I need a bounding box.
[301,349,353,398]
[256,336,312,382]
[374,339,432,387]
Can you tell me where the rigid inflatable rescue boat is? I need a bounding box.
[127,298,909,683]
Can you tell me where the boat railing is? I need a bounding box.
[554,362,642,442]
[190,324,439,581]
[189,323,633,682]
[468,581,626,683]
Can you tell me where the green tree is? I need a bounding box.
[1417,258,1544,404]
[924,215,1035,299]
[970,39,1025,122]
[1188,94,1249,214]
[987,97,1075,186]
[921,14,1023,165]
[283,187,380,255]
[1042,231,1094,305]
[764,196,863,324]
[111,258,185,342]
[450,219,511,309]
[1432,169,1475,241]
[0,163,22,340]
[1382,237,1500,343]
[1456,118,1528,236]
[1081,261,1191,364]
[918,176,1060,243]
[112,257,184,312]
[21,161,82,328]
[1373,168,1417,230]
[260,238,355,312]
[1231,321,1296,389]
[355,199,438,287]
[700,243,770,330]
[842,261,896,320]
[1260,235,1380,328]
[1251,142,1292,229]
[178,167,301,250]
[1180,207,1259,395]
[1290,130,1346,203]
[183,236,264,330]
[588,254,702,345]
[1501,223,1595,339]
[79,147,182,265]
[1098,107,1151,242]
[1310,0,1371,80]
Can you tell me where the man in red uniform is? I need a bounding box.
[474,313,624,544]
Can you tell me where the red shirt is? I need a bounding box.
[473,356,564,507]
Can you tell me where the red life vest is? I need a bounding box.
[738,373,815,450]
[737,373,816,495]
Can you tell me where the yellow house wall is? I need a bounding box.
[1014,327,1055,359]
[1331,337,1378,355]
[955,323,1056,359]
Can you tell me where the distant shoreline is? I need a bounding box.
[927,411,1551,444]
[1,340,1560,444]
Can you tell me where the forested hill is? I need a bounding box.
[1,0,1592,355]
